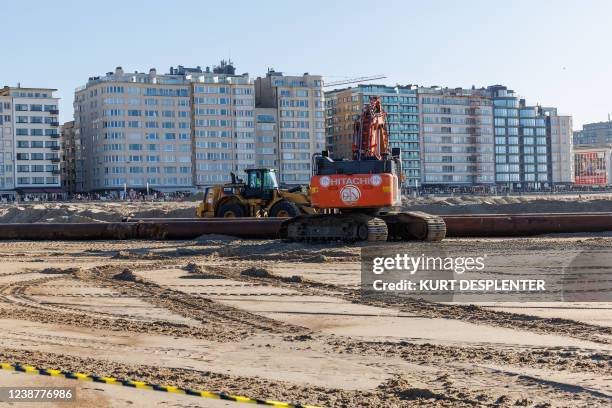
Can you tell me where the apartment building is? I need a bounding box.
[325,85,421,187]
[254,107,278,169]
[191,64,256,186]
[574,119,612,146]
[60,121,77,194]
[74,63,255,192]
[0,92,15,198]
[0,86,61,198]
[326,84,572,190]
[488,85,550,188]
[419,87,494,186]
[255,70,325,185]
[544,108,574,184]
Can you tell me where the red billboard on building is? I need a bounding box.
[575,151,608,185]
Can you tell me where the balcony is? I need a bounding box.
[49,134,60,139]
[50,158,60,163]
[49,145,60,151]
[51,169,61,175]
[50,122,60,127]
[47,109,59,115]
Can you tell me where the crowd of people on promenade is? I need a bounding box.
[0,190,194,204]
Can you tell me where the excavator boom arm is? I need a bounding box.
[352,97,389,160]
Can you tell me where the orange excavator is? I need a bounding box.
[280,97,446,242]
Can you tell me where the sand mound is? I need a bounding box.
[112,268,139,282]
[179,273,225,279]
[0,202,199,224]
[2,194,612,224]
[241,267,271,278]
[183,262,203,273]
[112,250,168,260]
[40,267,80,274]
[381,376,445,401]
[240,267,302,283]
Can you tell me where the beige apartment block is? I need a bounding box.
[544,108,574,184]
[324,88,357,160]
[0,86,61,198]
[75,64,256,192]
[192,78,256,185]
[419,87,495,185]
[255,70,325,184]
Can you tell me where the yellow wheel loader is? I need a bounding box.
[196,168,316,218]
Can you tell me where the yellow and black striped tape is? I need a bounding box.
[0,363,321,408]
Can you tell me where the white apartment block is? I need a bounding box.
[255,70,325,185]
[0,86,61,198]
[419,87,495,185]
[74,63,256,192]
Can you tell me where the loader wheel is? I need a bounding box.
[217,202,246,218]
[269,200,301,218]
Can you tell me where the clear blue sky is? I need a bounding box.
[2,0,610,129]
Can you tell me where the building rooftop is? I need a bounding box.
[583,120,612,130]
[0,85,57,96]
[78,61,250,90]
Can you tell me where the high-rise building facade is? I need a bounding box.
[489,85,550,187]
[573,120,612,146]
[253,107,278,169]
[0,92,15,198]
[326,84,572,189]
[0,86,61,198]
[325,85,421,187]
[256,70,325,185]
[191,64,255,186]
[543,108,574,184]
[74,64,255,192]
[419,87,494,186]
[60,121,77,194]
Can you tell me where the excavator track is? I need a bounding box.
[280,213,388,242]
[380,211,446,241]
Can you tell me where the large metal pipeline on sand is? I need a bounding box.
[1,213,612,240]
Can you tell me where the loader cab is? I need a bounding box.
[242,168,279,200]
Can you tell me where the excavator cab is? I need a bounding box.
[242,168,279,200]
